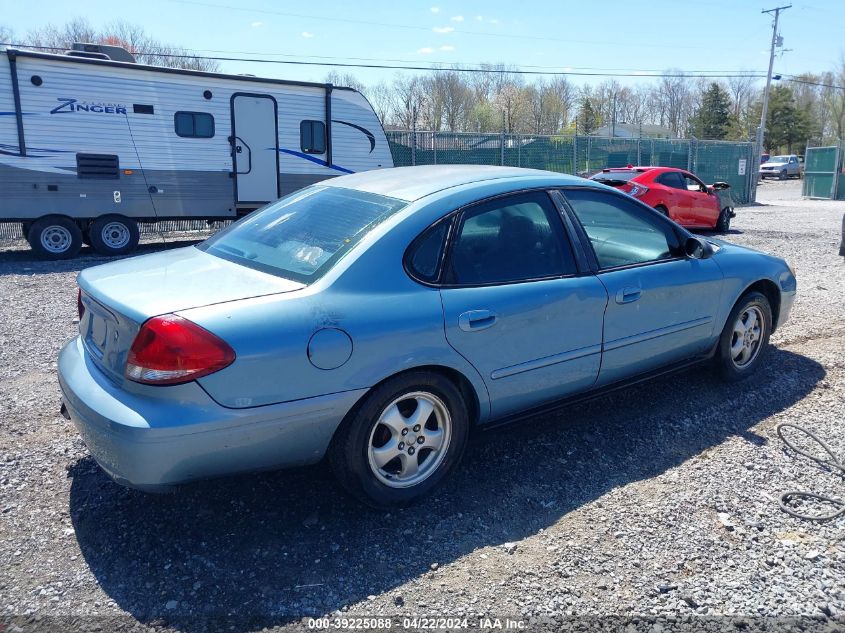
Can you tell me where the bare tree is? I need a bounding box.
[0,25,14,49]
[822,58,845,141]
[325,71,366,92]
[22,18,218,71]
[728,74,756,119]
[391,74,426,129]
[655,71,694,136]
[364,81,393,126]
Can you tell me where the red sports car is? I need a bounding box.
[590,166,734,232]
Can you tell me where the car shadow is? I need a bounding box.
[692,228,744,237]
[67,347,823,630]
[0,238,206,277]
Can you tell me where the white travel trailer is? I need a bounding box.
[0,45,393,259]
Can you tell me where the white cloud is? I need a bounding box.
[450,15,464,22]
[433,26,454,33]
[475,15,483,21]
[488,18,499,24]
[251,21,263,27]
[430,6,440,13]
[418,47,434,54]
[301,31,314,38]
[440,45,454,51]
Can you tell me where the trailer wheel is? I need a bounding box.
[28,216,83,260]
[89,215,139,256]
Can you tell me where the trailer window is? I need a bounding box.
[174,112,215,138]
[300,120,326,154]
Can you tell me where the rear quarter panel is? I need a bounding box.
[185,190,495,419]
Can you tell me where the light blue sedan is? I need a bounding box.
[58,166,797,506]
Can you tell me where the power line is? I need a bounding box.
[144,46,766,75]
[780,74,845,91]
[0,43,769,80]
[165,0,769,53]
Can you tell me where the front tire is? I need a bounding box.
[716,291,772,382]
[27,216,82,260]
[716,207,732,233]
[89,215,139,256]
[329,371,469,507]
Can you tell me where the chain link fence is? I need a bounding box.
[387,131,756,206]
[0,133,755,242]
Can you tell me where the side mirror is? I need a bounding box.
[685,236,714,260]
[711,181,731,190]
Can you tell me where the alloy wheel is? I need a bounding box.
[367,391,452,488]
[730,306,764,368]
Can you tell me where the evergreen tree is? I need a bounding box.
[577,97,600,135]
[691,83,732,139]
[764,86,814,152]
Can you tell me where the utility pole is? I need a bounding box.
[611,93,617,138]
[754,4,790,196]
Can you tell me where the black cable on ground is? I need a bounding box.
[776,423,845,521]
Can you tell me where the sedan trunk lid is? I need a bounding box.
[77,246,305,382]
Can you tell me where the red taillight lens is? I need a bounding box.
[125,315,235,385]
[77,289,85,320]
[628,184,649,198]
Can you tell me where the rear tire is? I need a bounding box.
[716,291,772,382]
[89,215,139,256]
[779,169,787,180]
[329,371,469,507]
[716,207,732,233]
[27,216,82,260]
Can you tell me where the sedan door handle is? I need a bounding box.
[458,310,498,332]
[615,287,642,304]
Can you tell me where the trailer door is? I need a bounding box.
[231,93,280,205]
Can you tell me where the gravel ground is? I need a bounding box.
[1,179,844,633]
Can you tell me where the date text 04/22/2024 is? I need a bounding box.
[306,617,527,629]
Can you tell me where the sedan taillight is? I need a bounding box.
[125,314,235,385]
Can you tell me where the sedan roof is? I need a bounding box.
[321,165,586,201]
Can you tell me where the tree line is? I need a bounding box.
[333,65,845,153]
[2,18,843,152]
[0,18,219,72]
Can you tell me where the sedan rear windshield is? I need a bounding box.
[590,171,639,184]
[199,186,407,283]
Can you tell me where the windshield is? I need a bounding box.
[769,156,791,163]
[199,185,408,283]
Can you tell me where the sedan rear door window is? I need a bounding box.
[564,189,680,269]
[200,186,407,283]
[447,191,576,285]
[657,172,687,190]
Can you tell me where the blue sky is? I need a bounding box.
[3,0,843,87]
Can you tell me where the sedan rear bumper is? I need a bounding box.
[58,337,366,491]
